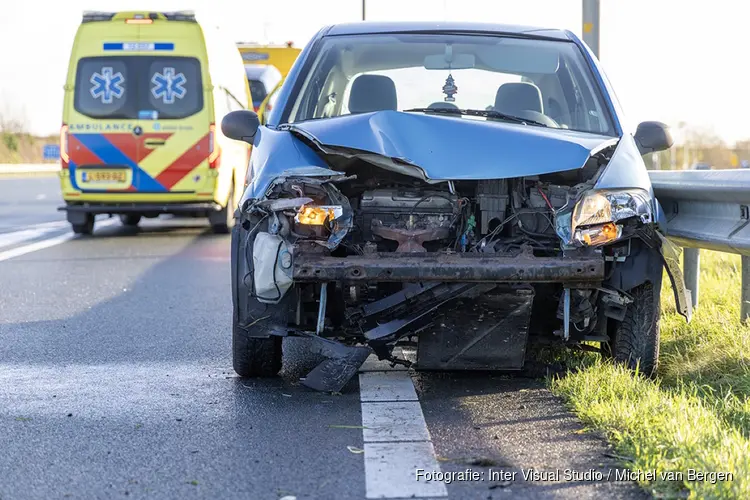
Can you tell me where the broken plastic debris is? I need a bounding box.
[347,446,365,454]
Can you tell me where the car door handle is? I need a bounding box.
[144,139,167,148]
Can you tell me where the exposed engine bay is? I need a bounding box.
[255,166,593,257]
[236,144,689,393]
[352,179,570,255]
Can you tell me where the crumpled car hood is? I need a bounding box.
[289,110,616,180]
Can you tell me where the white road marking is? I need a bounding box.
[0,220,72,251]
[0,232,75,262]
[0,218,117,262]
[359,371,420,402]
[0,220,71,250]
[359,358,448,499]
[364,442,448,499]
[362,401,432,442]
[27,221,70,229]
[0,228,56,250]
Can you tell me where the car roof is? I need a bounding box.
[324,21,570,40]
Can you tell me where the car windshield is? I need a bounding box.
[285,33,615,136]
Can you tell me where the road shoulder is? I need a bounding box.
[414,373,647,499]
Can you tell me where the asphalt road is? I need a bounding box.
[0,175,647,500]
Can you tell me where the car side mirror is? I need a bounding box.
[634,121,673,155]
[222,110,260,144]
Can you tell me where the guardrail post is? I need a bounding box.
[683,248,700,308]
[742,256,750,323]
[582,0,600,59]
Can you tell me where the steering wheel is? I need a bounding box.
[512,110,561,128]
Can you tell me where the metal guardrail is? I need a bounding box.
[649,169,750,321]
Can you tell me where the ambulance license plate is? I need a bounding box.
[81,170,128,184]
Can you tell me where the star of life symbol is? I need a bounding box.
[90,67,125,104]
[151,67,187,104]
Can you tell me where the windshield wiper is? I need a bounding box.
[403,107,548,128]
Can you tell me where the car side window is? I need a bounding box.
[525,75,572,129]
[289,48,339,123]
[560,56,609,134]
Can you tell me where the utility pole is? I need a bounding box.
[582,0,600,59]
[362,0,366,20]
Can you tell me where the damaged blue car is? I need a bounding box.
[221,21,692,392]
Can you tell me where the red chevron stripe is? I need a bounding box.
[136,133,174,162]
[69,135,104,166]
[98,134,138,164]
[97,133,174,164]
[70,132,176,166]
[155,133,210,189]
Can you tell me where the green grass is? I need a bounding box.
[550,250,750,499]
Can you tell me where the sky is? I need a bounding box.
[1,0,748,144]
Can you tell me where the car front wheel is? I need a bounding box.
[230,216,284,377]
[610,280,661,377]
[232,318,283,377]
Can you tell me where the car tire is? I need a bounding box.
[230,216,284,377]
[71,215,94,235]
[233,318,283,377]
[209,179,235,234]
[119,214,141,226]
[610,280,661,377]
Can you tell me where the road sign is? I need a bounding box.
[42,144,60,161]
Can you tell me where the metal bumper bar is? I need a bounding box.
[293,253,604,283]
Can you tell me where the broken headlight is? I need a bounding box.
[294,205,344,225]
[571,189,652,247]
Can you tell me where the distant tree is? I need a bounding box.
[0,102,30,161]
[680,124,729,168]
[733,139,750,165]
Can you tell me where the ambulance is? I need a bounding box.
[59,11,251,234]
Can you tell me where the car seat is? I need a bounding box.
[494,82,544,116]
[348,74,398,114]
[493,82,559,127]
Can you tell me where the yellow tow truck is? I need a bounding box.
[236,42,301,77]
